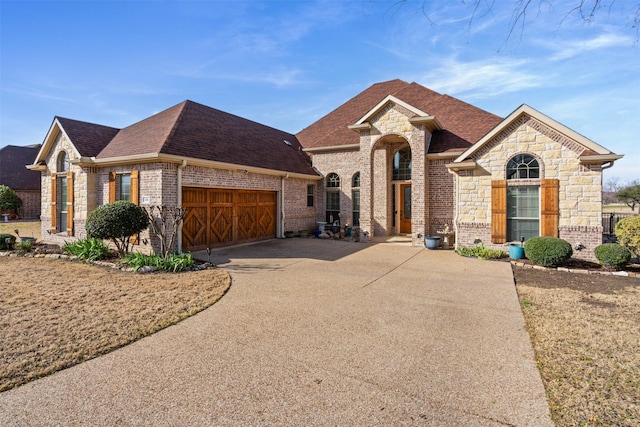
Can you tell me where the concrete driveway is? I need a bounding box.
[1,238,552,426]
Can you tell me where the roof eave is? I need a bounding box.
[445,160,477,171]
[409,115,443,132]
[579,154,624,164]
[303,144,361,153]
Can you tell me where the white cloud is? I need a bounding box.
[419,57,544,99]
[546,33,633,60]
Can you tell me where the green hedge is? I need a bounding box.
[594,243,632,270]
[0,233,16,250]
[524,236,573,267]
[615,215,640,256]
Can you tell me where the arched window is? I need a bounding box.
[393,147,411,180]
[507,154,539,179]
[351,172,360,227]
[326,173,340,188]
[352,172,360,188]
[57,151,69,172]
[325,173,340,224]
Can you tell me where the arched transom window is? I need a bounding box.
[326,173,340,188]
[352,172,360,188]
[57,151,69,172]
[393,147,411,180]
[507,154,539,179]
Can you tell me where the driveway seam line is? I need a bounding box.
[360,248,425,288]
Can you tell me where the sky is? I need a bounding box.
[1,0,638,184]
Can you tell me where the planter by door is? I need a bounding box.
[509,244,525,260]
[424,236,441,250]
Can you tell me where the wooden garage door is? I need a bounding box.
[182,187,277,251]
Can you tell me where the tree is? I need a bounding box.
[85,201,150,256]
[0,185,22,213]
[616,182,640,212]
[144,205,188,257]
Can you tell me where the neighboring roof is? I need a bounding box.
[97,100,317,176]
[0,145,41,190]
[296,79,503,153]
[453,104,622,164]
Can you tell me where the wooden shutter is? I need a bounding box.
[541,178,559,237]
[130,170,140,244]
[50,175,57,233]
[66,171,74,236]
[109,171,117,203]
[491,180,507,243]
[130,170,139,205]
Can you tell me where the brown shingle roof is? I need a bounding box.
[56,117,120,157]
[97,100,317,176]
[0,145,41,190]
[296,80,503,153]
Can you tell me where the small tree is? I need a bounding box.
[615,216,640,256]
[85,201,149,256]
[0,185,22,213]
[616,182,640,212]
[144,205,188,257]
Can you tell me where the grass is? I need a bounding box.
[514,267,640,426]
[0,257,230,391]
[0,220,41,241]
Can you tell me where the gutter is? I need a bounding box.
[280,174,289,238]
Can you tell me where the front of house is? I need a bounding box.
[30,80,622,260]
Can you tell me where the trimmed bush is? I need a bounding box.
[0,185,22,212]
[0,233,16,250]
[524,236,573,267]
[594,243,632,270]
[85,201,149,256]
[615,215,640,256]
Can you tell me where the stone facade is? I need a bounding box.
[453,115,604,261]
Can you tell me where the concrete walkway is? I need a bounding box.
[1,239,553,426]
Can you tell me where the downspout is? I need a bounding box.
[280,174,289,238]
[449,168,460,251]
[177,160,187,252]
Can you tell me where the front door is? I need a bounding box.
[399,184,411,234]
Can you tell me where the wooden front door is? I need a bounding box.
[399,184,411,234]
[182,187,277,251]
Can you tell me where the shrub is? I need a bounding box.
[594,243,632,270]
[85,201,149,256]
[15,239,33,255]
[524,237,573,267]
[615,215,640,256]
[456,243,507,260]
[120,252,194,273]
[0,185,22,212]
[0,233,16,250]
[63,238,110,262]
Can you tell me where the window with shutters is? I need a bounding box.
[506,155,540,241]
[116,174,131,201]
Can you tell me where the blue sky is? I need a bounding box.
[1,0,638,184]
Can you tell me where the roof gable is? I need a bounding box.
[297,80,502,153]
[453,104,620,164]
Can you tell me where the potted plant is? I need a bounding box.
[298,230,309,238]
[509,237,525,260]
[424,236,441,250]
[284,231,295,238]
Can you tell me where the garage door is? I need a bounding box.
[182,187,277,251]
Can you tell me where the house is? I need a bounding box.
[29,80,622,260]
[28,100,320,253]
[0,144,42,220]
[296,80,622,260]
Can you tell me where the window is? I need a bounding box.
[352,172,360,226]
[352,172,360,188]
[58,175,68,232]
[507,155,539,179]
[507,186,539,241]
[307,184,314,207]
[325,173,340,224]
[326,173,340,188]
[505,154,540,241]
[117,174,131,201]
[57,151,69,172]
[393,147,411,180]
